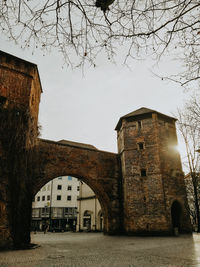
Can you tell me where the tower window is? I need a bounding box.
[0,96,7,106]
[138,142,144,150]
[42,196,45,201]
[67,195,72,201]
[141,169,147,177]
[68,185,72,191]
[137,121,142,130]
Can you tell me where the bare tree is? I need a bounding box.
[0,0,200,85]
[177,95,200,231]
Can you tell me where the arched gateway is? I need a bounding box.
[35,139,122,234]
[0,51,192,249]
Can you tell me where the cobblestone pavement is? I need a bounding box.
[0,232,200,267]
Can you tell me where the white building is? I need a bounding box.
[77,182,103,232]
[32,176,79,231]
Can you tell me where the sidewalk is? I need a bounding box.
[0,232,199,266]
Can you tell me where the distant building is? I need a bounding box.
[77,182,103,232]
[32,176,79,231]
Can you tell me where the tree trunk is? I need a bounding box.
[192,176,200,232]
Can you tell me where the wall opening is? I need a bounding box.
[171,200,182,231]
[32,175,104,233]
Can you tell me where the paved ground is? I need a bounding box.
[0,232,200,266]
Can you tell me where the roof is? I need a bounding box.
[115,107,176,131]
[58,140,97,150]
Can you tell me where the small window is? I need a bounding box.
[0,96,7,106]
[141,169,147,177]
[42,196,45,201]
[58,177,62,180]
[138,142,144,150]
[68,185,72,191]
[77,186,80,191]
[37,196,40,201]
[68,176,72,181]
[67,195,72,201]
[57,185,62,190]
[57,195,61,200]
[47,195,50,201]
[137,121,142,130]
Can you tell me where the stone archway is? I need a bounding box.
[171,200,182,232]
[32,139,123,235]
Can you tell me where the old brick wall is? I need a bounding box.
[155,114,192,232]
[0,51,42,247]
[34,139,123,234]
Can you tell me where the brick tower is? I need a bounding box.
[0,51,42,248]
[115,107,192,234]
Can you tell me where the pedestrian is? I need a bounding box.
[44,222,49,234]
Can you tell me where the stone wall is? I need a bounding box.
[34,139,123,234]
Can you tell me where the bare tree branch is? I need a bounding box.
[0,0,200,84]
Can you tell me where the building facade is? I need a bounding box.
[32,176,80,231]
[77,182,103,232]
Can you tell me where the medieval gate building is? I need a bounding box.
[0,51,192,248]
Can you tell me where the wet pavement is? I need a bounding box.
[0,232,200,266]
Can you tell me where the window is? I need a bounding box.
[42,186,46,191]
[58,176,62,180]
[67,195,72,201]
[68,185,72,191]
[57,185,62,190]
[57,195,61,200]
[77,186,80,191]
[137,121,142,130]
[37,196,40,201]
[68,176,72,181]
[47,195,50,201]
[0,96,7,106]
[42,196,45,201]
[141,169,147,177]
[138,142,144,150]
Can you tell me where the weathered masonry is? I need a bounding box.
[0,51,192,248]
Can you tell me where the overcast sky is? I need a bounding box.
[0,35,190,156]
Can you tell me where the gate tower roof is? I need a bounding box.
[115,107,176,131]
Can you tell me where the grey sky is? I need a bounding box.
[0,36,189,155]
